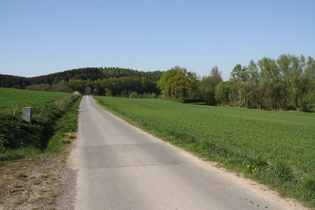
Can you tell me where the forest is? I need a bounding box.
[1,54,314,112]
[0,67,163,97]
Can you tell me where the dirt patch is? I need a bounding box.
[0,150,76,210]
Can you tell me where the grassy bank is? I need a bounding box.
[94,96,315,208]
[0,88,81,208]
[0,88,81,160]
[45,95,82,153]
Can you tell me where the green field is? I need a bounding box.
[0,88,69,114]
[0,88,80,156]
[95,96,315,208]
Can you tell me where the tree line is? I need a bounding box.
[0,67,163,97]
[1,54,314,111]
[157,54,315,112]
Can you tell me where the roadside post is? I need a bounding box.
[22,107,32,123]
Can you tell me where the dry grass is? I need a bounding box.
[0,149,75,209]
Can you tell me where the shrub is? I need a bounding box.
[129,91,139,98]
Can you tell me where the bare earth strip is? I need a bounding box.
[0,151,76,210]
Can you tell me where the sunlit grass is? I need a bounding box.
[0,88,81,158]
[0,88,68,114]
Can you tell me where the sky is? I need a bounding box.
[1,0,314,81]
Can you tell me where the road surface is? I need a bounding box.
[70,96,304,209]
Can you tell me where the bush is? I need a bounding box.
[0,114,43,150]
[150,93,157,98]
[129,91,139,98]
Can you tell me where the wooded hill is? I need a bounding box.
[0,67,163,97]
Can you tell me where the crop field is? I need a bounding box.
[0,88,68,114]
[95,96,315,207]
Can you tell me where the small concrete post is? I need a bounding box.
[22,107,32,123]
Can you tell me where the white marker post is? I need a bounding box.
[22,107,32,123]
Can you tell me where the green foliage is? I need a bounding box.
[157,66,199,102]
[1,54,314,111]
[0,67,163,97]
[231,54,315,112]
[95,96,315,207]
[129,91,139,98]
[0,113,45,149]
[214,81,232,105]
[0,88,80,155]
[45,96,81,153]
[105,88,113,96]
[150,93,157,98]
[230,64,251,108]
[199,66,222,105]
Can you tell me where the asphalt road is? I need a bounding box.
[70,96,302,209]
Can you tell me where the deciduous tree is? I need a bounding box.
[199,66,222,105]
[157,66,198,102]
[215,81,232,105]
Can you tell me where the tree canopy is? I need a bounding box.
[199,66,222,105]
[156,54,315,112]
[157,66,199,102]
[0,67,163,97]
[228,55,315,111]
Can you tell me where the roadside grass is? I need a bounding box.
[0,87,81,160]
[94,96,315,208]
[45,96,81,153]
[0,88,81,208]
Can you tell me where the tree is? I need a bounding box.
[150,93,158,98]
[92,88,99,95]
[247,60,264,109]
[215,81,232,105]
[157,66,198,102]
[225,54,314,112]
[199,66,222,105]
[157,68,177,99]
[84,87,91,95]
[129,91,139,98]
[230,64,250,108]
[276,54,294,110]
[105,88,113,96]
[68,79,86,93]
[291,56,315,111]
[51,80,73,92]
[258,57,282,110]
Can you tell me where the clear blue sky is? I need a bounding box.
[1,0,314,80]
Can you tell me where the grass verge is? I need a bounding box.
[0,95,82,209]
[0,94,81,160]
[45,96,82,153]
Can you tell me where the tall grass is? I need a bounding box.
[94,96,315,208]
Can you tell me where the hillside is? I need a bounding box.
[0,67,164,96]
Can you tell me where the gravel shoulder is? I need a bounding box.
[0,145,77,210]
